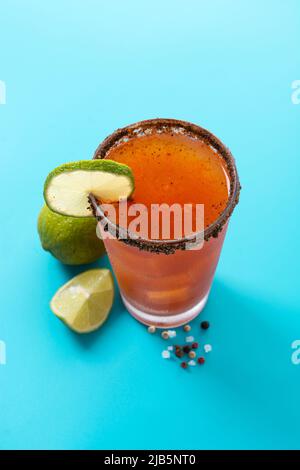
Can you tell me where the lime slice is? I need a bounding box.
[50,269,114,333]
[44,160,134,217]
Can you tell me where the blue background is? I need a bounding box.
[0,0,299,450]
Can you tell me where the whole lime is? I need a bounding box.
[38,205,105,265]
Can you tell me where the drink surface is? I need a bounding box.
[104,131,229,239]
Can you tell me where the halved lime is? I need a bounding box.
[38,205,106,265]
[50,269,114,333]
[44,160,134,217]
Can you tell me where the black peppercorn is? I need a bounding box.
[201,321,210,330]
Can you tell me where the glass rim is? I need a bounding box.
[89,118,241,254]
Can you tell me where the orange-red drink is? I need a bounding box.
[91,119,240,327]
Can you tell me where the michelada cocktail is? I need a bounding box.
[91,119,240,327]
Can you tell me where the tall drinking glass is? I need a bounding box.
[90,119,240,328]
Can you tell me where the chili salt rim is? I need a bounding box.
[89,118,241,254]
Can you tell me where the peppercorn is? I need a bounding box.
[198,357,205,365]
[175,349,184,358]
[148,326,156,334]
[183,324,191,332]
[181,362,188,369]
[183,345,191,354]
[189,351,196,359]
[161,331,169,340]
[201,321,210,330]
[192,342,198,349]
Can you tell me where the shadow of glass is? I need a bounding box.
[190,278,299,443]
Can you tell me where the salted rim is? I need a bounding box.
[89,118,241,254]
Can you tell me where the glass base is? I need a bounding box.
[121,292,209,328]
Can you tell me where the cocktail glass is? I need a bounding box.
[90,119,240,328]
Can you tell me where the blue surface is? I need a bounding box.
[0,0,300,450]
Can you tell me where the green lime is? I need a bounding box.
[38,205,105,265]
[44,159,134,217]
[50,269,114,333]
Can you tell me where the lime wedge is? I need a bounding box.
[44,160,134,217]
[50,269,114,333]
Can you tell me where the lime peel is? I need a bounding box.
[44,159,134,217]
